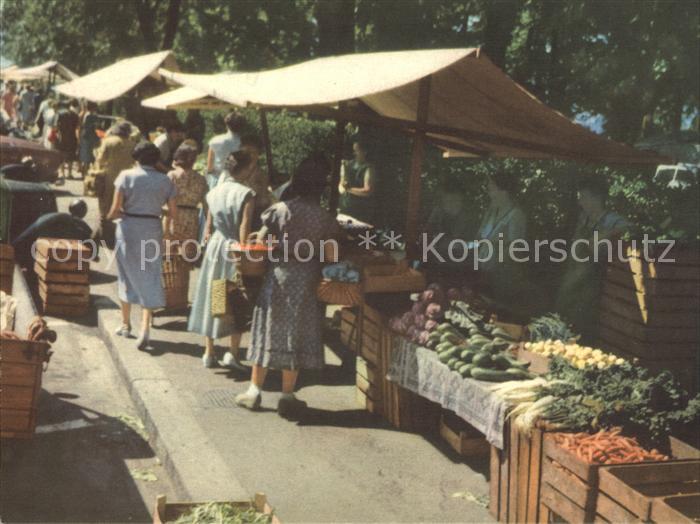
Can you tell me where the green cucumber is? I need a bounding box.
[438,347,461,363]
[446,357,459,370]
[437,323,458,334]
[458,363,475,378]
[470,367,515,382]
[505,367,534,379]
[491,327,515,340]
[504,355,530,369]
[460,349,475,362]
[441,332,463,345]
[436,342,454,354]
[491,338,513,352]
[491,354,513,370]
[472,351,493,368]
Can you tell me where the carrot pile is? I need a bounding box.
[553,428,669,464]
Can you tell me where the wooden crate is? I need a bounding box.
[439,411,489,457]
[356,356,382,415]
[35,237,93,262]
[34,261,90,284]
[153,493,279,524]
[651,493,700,523]
[339,307,358,351]
[0,243,15,294]
[597,460,700,522]
[0,267,52,439]
[362,266,426,294]
[490,423,546,523]
[380,330,440,433]
[317,280,362,306]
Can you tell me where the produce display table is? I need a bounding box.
[387,337,509,449]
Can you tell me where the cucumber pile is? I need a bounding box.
[427,301,533,382]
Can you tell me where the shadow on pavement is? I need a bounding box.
[89,269,118,285]
[0,391,155,522]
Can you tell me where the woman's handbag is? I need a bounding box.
[47,127,58,144]
[211,274,262,331]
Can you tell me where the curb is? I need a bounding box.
[93,294,248,502]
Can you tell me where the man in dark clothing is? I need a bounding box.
[184,109,206,152]
[12,199,94,268]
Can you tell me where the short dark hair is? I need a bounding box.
[241,134,264,151]
[132,141,161,166]
[290,154,330,199]
[173,142,198,169]
[165,121,185,133]
[489,172,519,195]
[86,101,98,112]
[68,199,87,219]
[578,175,608,200]
[69,99,80,109]
[224,112,246,133]
[111,122,132,138]
[228,149,255,176]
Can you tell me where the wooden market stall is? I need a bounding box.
[142,49,700,524]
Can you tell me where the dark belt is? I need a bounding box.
[176,204,199,210]
[124,212,161,220]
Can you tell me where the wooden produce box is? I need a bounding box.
[153,493,279,524]
[490,423,546,523]
[597,460,700,522]
[339,307,358,351]
[651,493,700,523]
[360,301,384,366]
[515,344,550,375]
[35,237,93,262]
[356,355,382,415]
[440,410,488,457]
[362,265,426,294]
[317,280,362,307]
[381,330,440,433]
[0,267,52,439]
[1,243,15,295]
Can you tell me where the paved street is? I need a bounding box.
[2,179,493,523]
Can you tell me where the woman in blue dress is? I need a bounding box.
[187,150,256,368]
[236,155,339,418]
[107,141,177,349]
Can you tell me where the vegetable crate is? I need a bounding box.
[1,268,52,439]
[35,238,91,317]
[355,355,382,415]
[439,410,489,457]
[600,244,700,394]
[651,493,700,523]
[381,330,441,433]
[339,307,358,352]
[0,243,14,295]
[317,280,362,307]
[489,423,546,523]
[161,255,190,311]
[596,459,700,523]
[362,265,426,294]
[153,493,280,524]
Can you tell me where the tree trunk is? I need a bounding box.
[315,0,355,56]
[483,0,520,69]
[134,0,159,51]
[161,0,182,50]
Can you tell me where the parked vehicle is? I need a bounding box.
[0,135,63,183]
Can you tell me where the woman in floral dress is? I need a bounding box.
[236,155,340,418]
[164,142,208,260]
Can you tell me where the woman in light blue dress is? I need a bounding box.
[108,141,177,350]
[188,149,256,368]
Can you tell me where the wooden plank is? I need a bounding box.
[0,362,40,387]
[671,436,700,460]
[499,431,510,522]
[35,262,89,284]
[0,259,14,276]
[0,407,33,435]
[43,302,89,317]
[544,434,597,484]
[38,279,89,297]
[0,243,15,260]
[0,384,36,410]
[0,338,51,363]
[34,253,87,273]
[599,310,700,343]
[598,325,696,360]
[651,493,700,524]
[517,428,531,523]
[601,293,700,327]
[541,483,588,523]
[490,446,500,519]
[35,237,93,261]
[526,429,544,524]
[606,265,700,297]
[542,457,593,509]
[508,422,520,523]
[603,281,700,312]
[39,286,89,306]
[595,491,640,523]
[439,415,488,456]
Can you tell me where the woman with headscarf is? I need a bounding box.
[108,141,177,349]
[164,141,208,259]
[236,155,340,418]
[187,149,256,369]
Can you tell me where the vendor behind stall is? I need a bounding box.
[338,139,376,224]
[555,175,629,342]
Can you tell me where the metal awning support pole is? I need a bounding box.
[329,116,347,215]
[405,76,431,259]
[258,107,274,176]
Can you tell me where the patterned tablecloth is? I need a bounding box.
[387,336,509,449]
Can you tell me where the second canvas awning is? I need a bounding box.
[157,48,664,164]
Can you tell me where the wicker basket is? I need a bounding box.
[229,244,270,277]
[317,280,362,306]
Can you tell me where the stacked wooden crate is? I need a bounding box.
[355,355,382,415]
[439,410,489,457]
[489,422,546,523]
[339,307,359,352]
[599,244,700,393]
[0,243,14,294]
[35,238,91,317]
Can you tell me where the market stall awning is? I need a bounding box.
[0,60,78,82]
[142,85,233,110]
[158,48,664,164]
[56,50,178,103]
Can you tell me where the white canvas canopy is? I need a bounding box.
[0,60,78,82]
[157,48,663,164]
[56,50,178,103]
[141,85,232,110]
